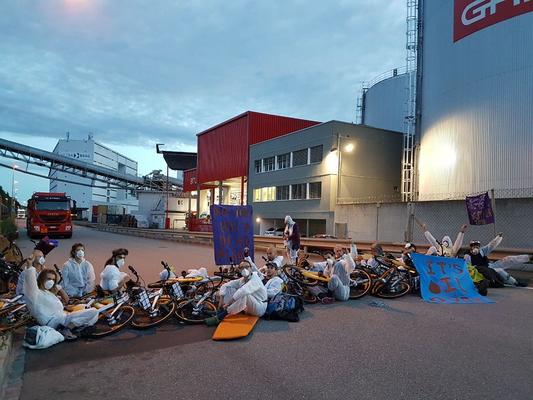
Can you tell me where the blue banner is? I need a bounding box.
[211,205,254,266]
[411,253,494,304]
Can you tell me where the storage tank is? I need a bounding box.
[361,70,411,133]
[417,1,533,199]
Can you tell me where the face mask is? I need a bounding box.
[116,258,125,268]
[76,249,85,259]
[44,280,55,290]
[442,241,450,248]
[471,248,480,255]
[38,256,46,266]
[240,268,250,278]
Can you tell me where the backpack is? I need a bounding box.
[264,293,304,322]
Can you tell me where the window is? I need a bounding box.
[276,185,290,200]
[292,149,308,167]
[254,160,262,173]
[291,183,307,200]
[261,186,276,201]
[310,145,323,163]
[253,189,261,202]
[309,182,322,199]
[263,156,275,172]
[277,153,290,170]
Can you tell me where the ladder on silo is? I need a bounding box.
[355,82,369,125]
[402,0,419,202]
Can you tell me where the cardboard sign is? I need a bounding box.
[465,192,495,225]
[211,205,254,266]
[411,253,494,304]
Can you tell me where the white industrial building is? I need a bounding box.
[49,135,139,218]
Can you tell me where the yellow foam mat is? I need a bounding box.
[212,314,259,341]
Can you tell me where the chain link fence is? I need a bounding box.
[336,194,533,251]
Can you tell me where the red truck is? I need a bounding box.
[26,192,73,238]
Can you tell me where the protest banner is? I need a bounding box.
[211,205,254,265]
[411,253,494,304]
[465,191,495,225]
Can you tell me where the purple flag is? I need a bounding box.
[465,192,495,225]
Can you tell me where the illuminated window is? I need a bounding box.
[253,189,261,202]
[261,186,276,201]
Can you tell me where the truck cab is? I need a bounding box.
[26,192,73,238]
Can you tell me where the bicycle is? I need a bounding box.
[0,295,32,333]
[362,255,412,298]
[0,232,23,265]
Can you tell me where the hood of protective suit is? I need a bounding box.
[284,215,294,226]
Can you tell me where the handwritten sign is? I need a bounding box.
[211,205,254,266]
[411,253,494,304]
[465,192,495,225]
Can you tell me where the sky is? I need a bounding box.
[0,0,406,204]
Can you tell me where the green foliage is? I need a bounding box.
[0,217,17,237]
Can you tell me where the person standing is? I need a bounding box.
[284,216,300,265]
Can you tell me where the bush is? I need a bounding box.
[0,217,17,238]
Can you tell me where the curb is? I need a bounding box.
[0,332,13,397]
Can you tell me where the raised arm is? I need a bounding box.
[452,224,467,256]
[481,233,503,256]
[22,266,39,306]
[424,230,439,249]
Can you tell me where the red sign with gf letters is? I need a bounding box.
[454,0,533,42]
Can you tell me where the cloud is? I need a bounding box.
[0,0,406,150]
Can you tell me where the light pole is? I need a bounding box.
[11,164,18,215]
[156,144,170,229]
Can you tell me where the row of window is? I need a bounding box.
[254,145,323,174]
[253,182,322,202]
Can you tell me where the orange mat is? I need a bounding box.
[212,314,259,341]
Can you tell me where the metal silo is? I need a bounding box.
[417,1,533,200]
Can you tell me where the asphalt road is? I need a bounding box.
[9,225,533,400]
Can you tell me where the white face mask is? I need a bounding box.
[240,268,250,278]
[471,247,480,255]
[116,258,125,268]
[76,249,85,259]
[38,256,46,266]
[44,279,55,290]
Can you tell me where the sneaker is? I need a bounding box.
[205,316,221,327]
[321,296,335,305]
[477,280,489,296]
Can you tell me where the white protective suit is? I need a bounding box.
[325,260,350,301]
[100,264,129,291]
[219,271,268,317]
[424,231,464,257]
[61,258,96,297]
[22,267,98,329]
[264,276,284,299]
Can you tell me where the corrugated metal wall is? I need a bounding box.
[363,72,410,133]
[248,111,320,145]
[183,168,197,192]
[196,112,320,184]
[418,2,533,199]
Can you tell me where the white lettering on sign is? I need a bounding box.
[461,0,530,26]
[59,152,91,160]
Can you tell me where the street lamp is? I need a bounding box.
[11,164,18,214]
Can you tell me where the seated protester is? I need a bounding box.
[159,268,177,281]
[16,248,46,296]
[464,234,531,287]
[206,260,268,325]
[61,243,96,298]
[421,222,467,257]
[264,262,284,299]
[400,243,417,268]
[22,255,98,338]
[466,262,490,296]
[100,248,131,292]
[361,242,386,270]
[244,246,284,278]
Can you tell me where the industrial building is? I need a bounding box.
[249,121,402,237]
[49,135,139,218]
[359,1,533,201]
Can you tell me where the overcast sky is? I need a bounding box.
[0,0,406,203]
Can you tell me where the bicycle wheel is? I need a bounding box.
[0,305,32,333]
[373,280,411,299]
[283,266,319,287]
[175,298,217,324]
[349,269,372,299]
[90,305,135,338]
[131,295,176,329]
